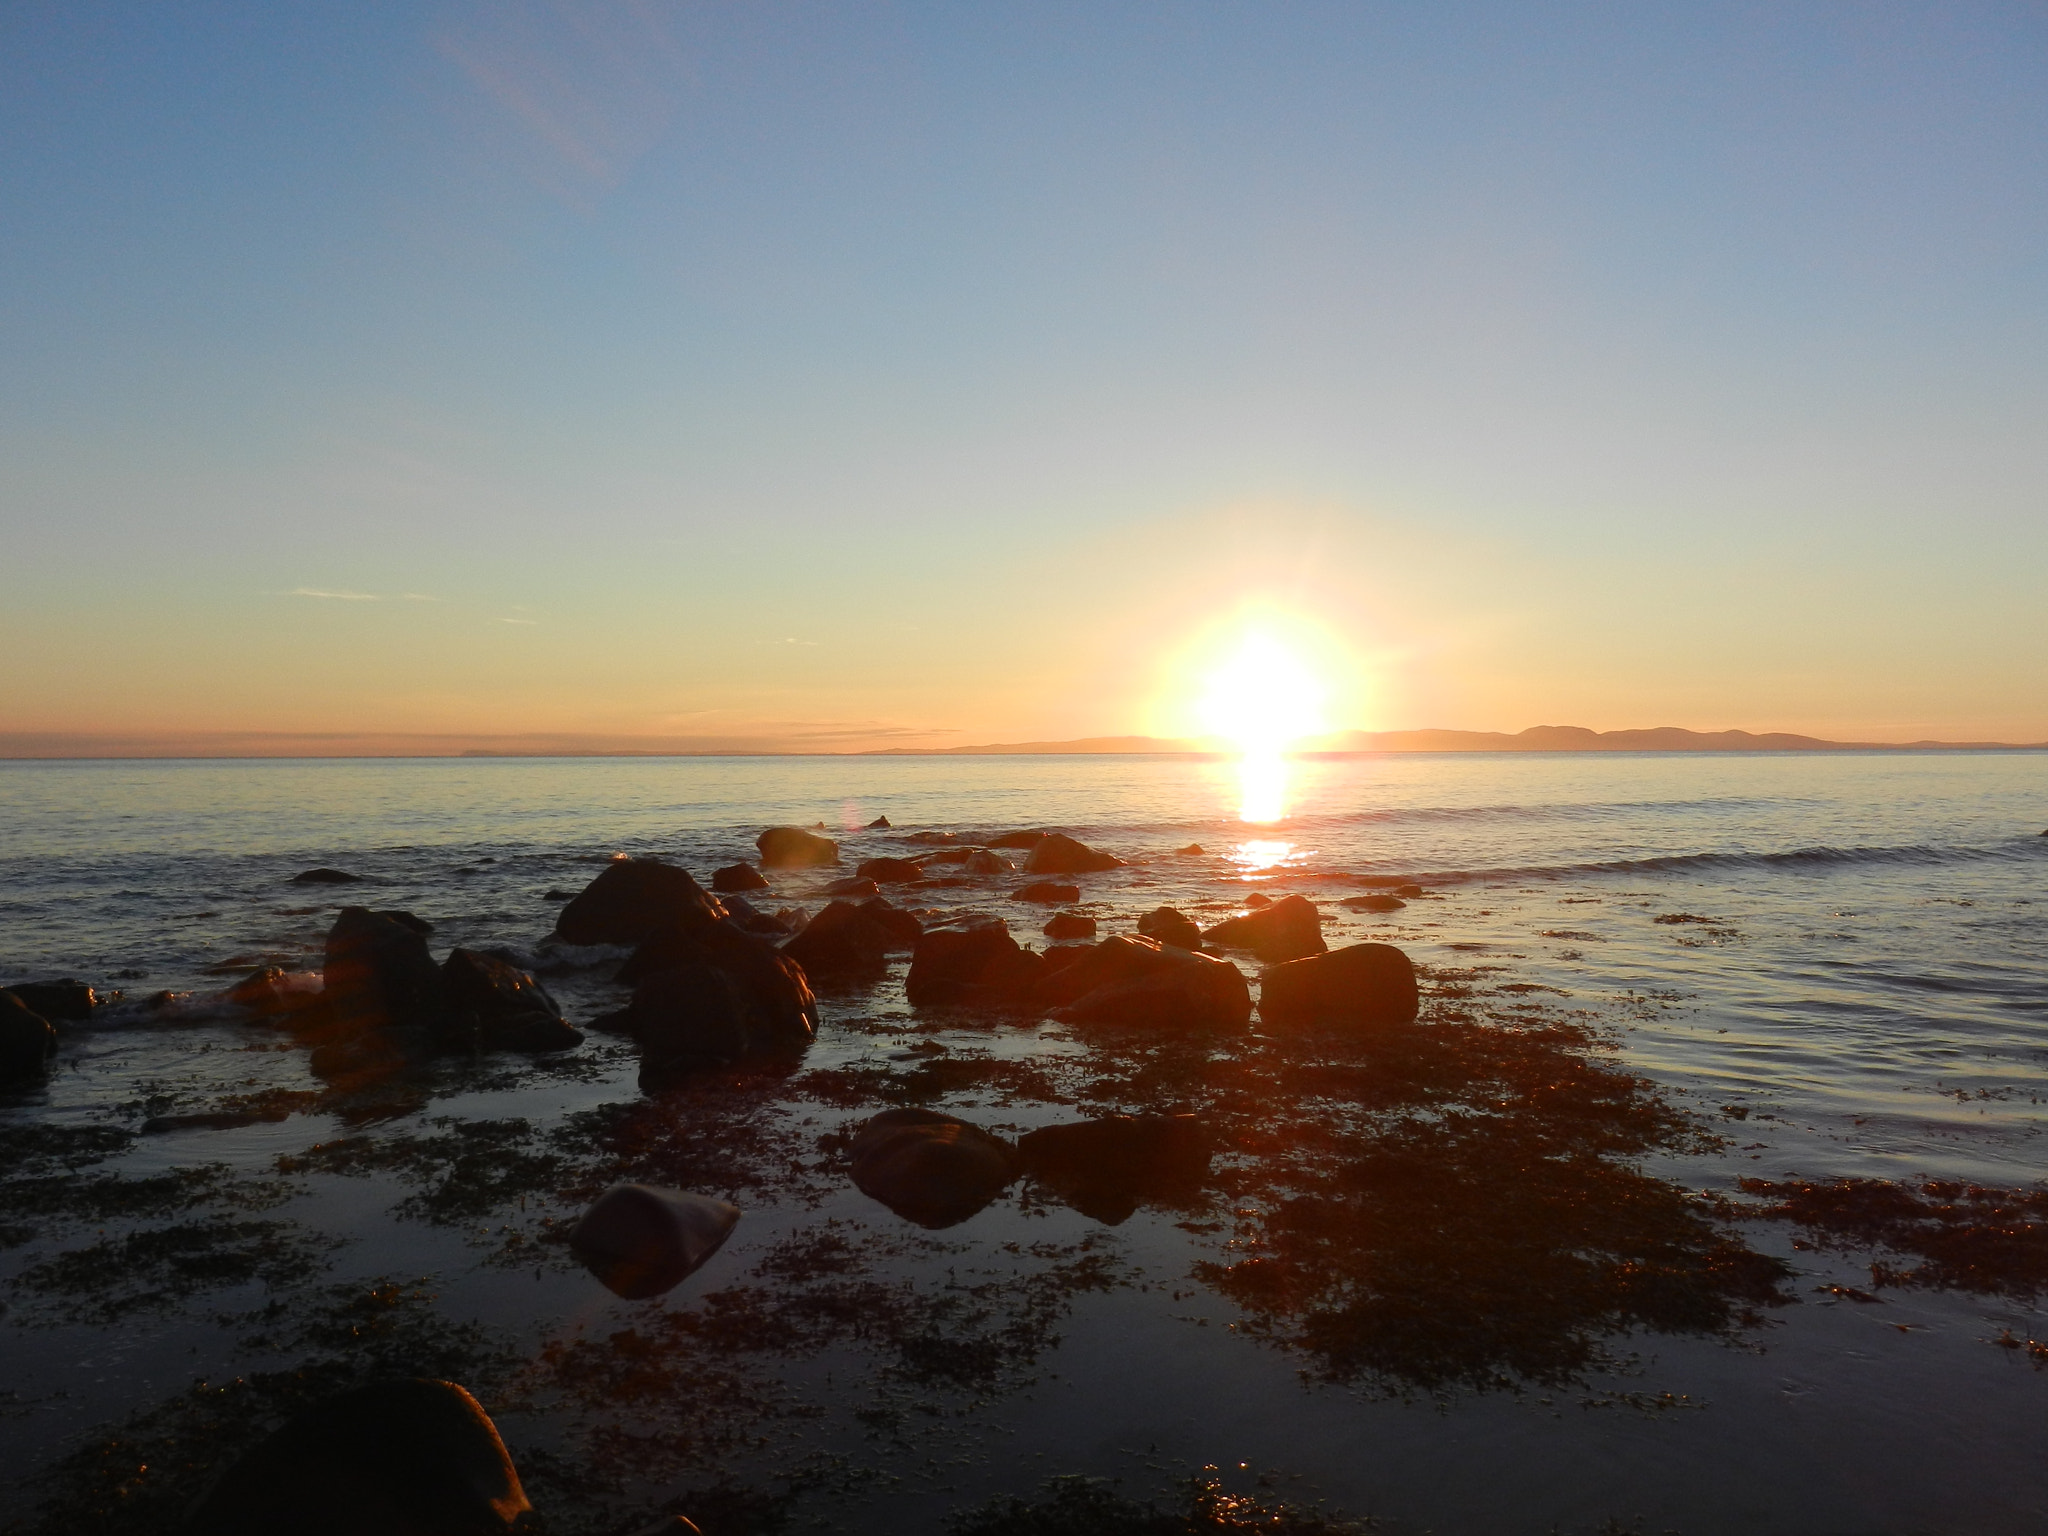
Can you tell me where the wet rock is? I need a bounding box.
[289,867,362,885]
[964,848,1012,874]
[1019,1113,1212,1224]
[905,918,1045,1009]
[1136,907,1202,950]
[1257,941,1419,1031]
[1012,880,1080,905]
[916,847,973,864]
[4,979,98,1020]
[542,889,575,902]
[320,907,448,1059]
[1024,832,1124,874]
[0,991,58,1083]
[756,825,839,868]
[1341,893,1406,913]
[1177,843,1205,855]
[780,898,892,978]
[867,815,891,829]
[1244,892,1272,909]
[711,862,769,893]
[855,856,924,884]
[569,1183,741,1299]
[987,830,1050,850]
[615,915,818,1082]
[716,895,792,939]
[183,1377,530,1534]
[850,1107,1020,1228]
[227,966,320,1021]
[1201,894,1326,964]
[857,896,923,950]
[555,859,725,947]
[1043,910,1097,941]
[442,949,583,1053]
[1041,935,1251,1032]
[823,876,882,897]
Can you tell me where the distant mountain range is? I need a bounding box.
[867,725,2048,755]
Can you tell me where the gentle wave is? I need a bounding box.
[1407,838,2048,887]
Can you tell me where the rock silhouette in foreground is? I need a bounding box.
[1201,893,1327,964]
[779,898,893,978]
[850,1107,1020,1228]
[1018,1113,1213,1224]
[182,1377,530,1535]
[904,918,1044,1009]
[0,991,58,1084]
[1023,832,1124,874]
[310,907,449,1082]
[569,1183,741,1299]
[756,825,840,868]
[1040,934,1251,1032]
[711,863,769,893]
[555,859,725,947]
[1258,942,1420,1031]
[4,979,99,1020]
[1136,906,1202,950]
[441,949,583,1053]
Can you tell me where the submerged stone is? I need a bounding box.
[570,1183,741,1299]
[1023,832,1124,874]
[850,1107,1019,1228]
[756,825,839,868]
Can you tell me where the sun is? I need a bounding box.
[1195,630,1329,822]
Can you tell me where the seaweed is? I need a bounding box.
[1736,1176,2048,1299]
[948,1473,1368,1534]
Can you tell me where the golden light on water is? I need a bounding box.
[1195,629,1329,823]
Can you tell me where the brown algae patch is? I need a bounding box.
[1736,1176,2048,1299]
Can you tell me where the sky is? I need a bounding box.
[3,0,2046,752]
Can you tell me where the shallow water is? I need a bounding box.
[2,752,2045,1534]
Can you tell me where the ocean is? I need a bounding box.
[2,751,2044,1534]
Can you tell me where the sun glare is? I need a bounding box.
[1196,629,1328,823]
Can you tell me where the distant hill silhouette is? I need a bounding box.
[868,725,2048,755]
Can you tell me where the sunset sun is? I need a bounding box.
[1196,629,1329,822]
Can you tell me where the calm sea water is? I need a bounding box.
[2,752,2045,1534]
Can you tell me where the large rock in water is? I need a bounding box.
[855,856,924,884]
[1019,1114,1212,1224]
[441,949,583,1053]
[182,1377,530,1535]
[711,862,769,893]
[850,1107,1020,1228]
[857,895,923,950]
[779,898,892,979]
[614,904,818,1083]
[5,979,98,1020]
[1040,935,1251,1031]
[1258,942,1419,1031]
[320,907,445,1039]
[756,826,839,868]
[1201,894,1326,964]
[1023,832,1123,874]
[1136,907,1202,950]
[904,918,1044,1009]
[569,1184,740,1299]
[555,859,725,947]
[0,991,58,1084]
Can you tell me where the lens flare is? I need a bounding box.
[1196,630,1328,823]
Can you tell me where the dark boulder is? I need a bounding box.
[226,966,319,1021]
[1024,832,1124,874]
[442,949,582,1053]
[855,856,925,884]
[717,894,793,938]
[1043,910,1096,941]
[4,979,98,1020]
[850,1107,1019,1228]
[1341,893,1406,913]
[1136,907,1202,950]
[867,815,891,829]
[1258,942,1419,1031]
[182,1377,530,1535]
[964,848,1012,874]
[1012,880,1080,905]
[857,896,923,950]
[569,1183,740,1299]
[615,917,818,1082]
[711,863,769,893]
[289,867,362,885]
[1201,894,1326,964]
[905,918,1045,1009]
[1019,1114,1212,1223]
[1177,843,1205,855]
[756,826,839,868]
[987,830,1050,850]
[321,907,447,1051]
[555,859,724,947]
[780,899,892,978]
[0,992,58,1084]
[1041,935,1251,1032]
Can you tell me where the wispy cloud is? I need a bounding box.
[495,617,538,625]
[286,587,382,601]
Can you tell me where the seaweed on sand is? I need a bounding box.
[1736,1176,2048,1299]
[948,1472,1367,1535]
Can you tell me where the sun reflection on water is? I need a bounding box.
[1232,838,1298,874]
[1239,750,1288,823]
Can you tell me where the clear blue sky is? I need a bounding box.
[4,1,2045,749]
